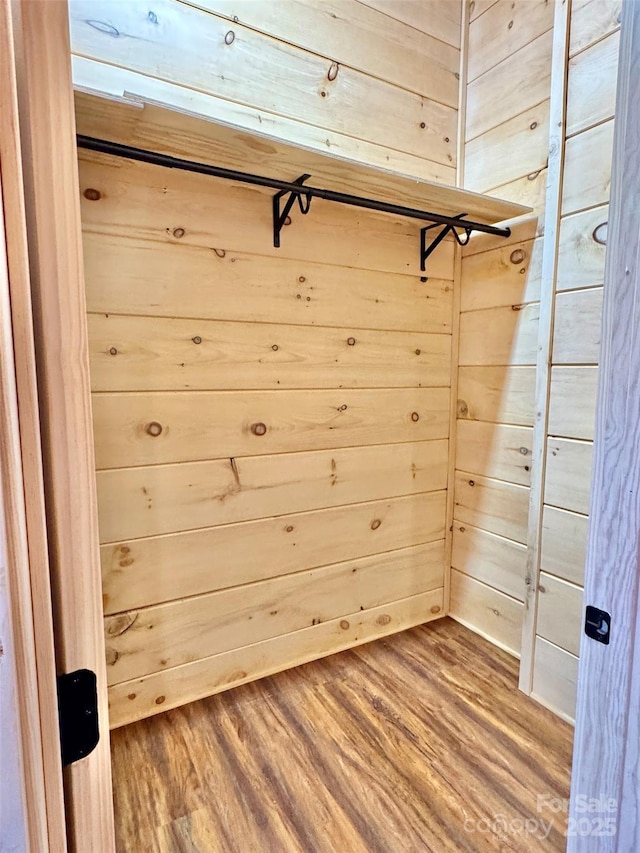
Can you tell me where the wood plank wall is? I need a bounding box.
[457,0,621,723]
[451,0,554,655]
[69,0,461,727]
[531,0,621,721]
[69,0,461,184]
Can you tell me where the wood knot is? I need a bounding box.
[298,275,306,282]
[106,648,119,666]
[411,412,420,422]
[510,248,526,264]
[415,348,421,355]
[83,188,101,201]
[430,605,441,614]
[213,248,226,258]
[593,222,608,245]
[251,422,267,436]
[420,122,426,129]
[155,695,166,705]
[172,227,185,238]
[519,446,529,456]
[285,525,294,533]
[376,614,391,626]
[224,30,235,44]
[106,612,138,637]
[457,399,469,417]
[530,121,538,130]
[146,421,163,437]
[284,215,292,225]
[109,347,118,356]
[328,61,339,81]
[468,479,475,486]
[347,337,356,346]
[340,620,350,630]
[192,335,202,344]
[128,693,136,700]
[272,344,279,351]
[370,518,382,530]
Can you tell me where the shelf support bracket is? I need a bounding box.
[273,174,313,248]
[420,214,474,273]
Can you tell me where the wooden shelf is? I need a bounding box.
[72,61,530,229]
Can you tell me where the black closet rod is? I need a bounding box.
[76,134,511,267]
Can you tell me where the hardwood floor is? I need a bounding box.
[110,618,573,852]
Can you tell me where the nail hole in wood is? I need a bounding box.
[347,337,356,346]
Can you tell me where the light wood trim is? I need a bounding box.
[0,2,67,848]
[519,0,571,695]
[444,243,462,614]
[456,0,470,188]
[569,0,640,844]
[9,1,115,849]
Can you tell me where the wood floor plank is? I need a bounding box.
[110,619,572,851]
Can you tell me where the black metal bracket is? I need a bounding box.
[57,669,100,766]
[273,174,313,247]
[420,214,474,272]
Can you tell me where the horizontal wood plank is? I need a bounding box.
[453,471,529,543]
[537,573,584,656]
[107,588,444,728]
[82,234,454,335]
[567,30,619,137]
[544,438,593,515]
[78,155,456,280]
[69,0,458,164]
[185,0,460,105]
[88,313,451,392]
[466,30,553,141]
[449,570,523,656]
[104,540,446,684]
[484,169,548,229]
[561,120,614,216]
[458,303,540,366]
[91,387,450,469]
[455,421,533,486]
[548,366,598,440]
[531,637,578,724]
[569,0,621,58]
[465,103,550,192]
[96,439,448,543]
[461,237,543,312]
[556,205,608,291]
[357,0,461,46]
[467,0,554,83]
[541,505,589,586]
[552,287,603,364]
[102,490,447,612]
[457,366,536,426]
[451,522,526,601]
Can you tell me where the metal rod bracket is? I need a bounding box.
[273,174,312,248]
[420,214,474,272]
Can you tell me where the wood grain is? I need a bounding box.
[561,119,614,216]
[569,0,621,58]
[567,30,619,136]
[552,288,603,363]
[544,438,593,515]
[82,234,454,335]
[556,205,608,292]
[458,303,540,366]
[532,637,579,724]
[455,421,533,486]
[452,522,527,601]
[96,439,448,543]
[110,619,573,850]
[105,540,445,685]
[449,571,523,656]
[461,237,543,312]
[453,471,530,543]
[541,505,588,586]
[87,313,451,392]
[359,0,461,47]
[457,366,536,426]
[101,490,447,613]
[91,387,450,469]
[537,572,584,657]
[547,367,598,440]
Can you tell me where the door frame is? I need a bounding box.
[7,0,114,850]
[568,0,640,849]
[6,0,640,850]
